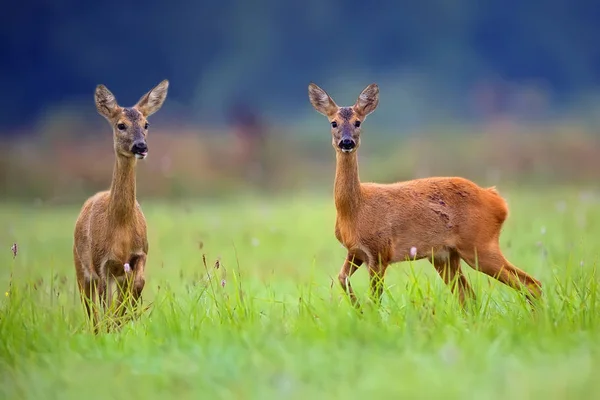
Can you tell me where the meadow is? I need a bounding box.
[1,185,600,399]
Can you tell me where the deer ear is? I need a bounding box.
[95,85,119,120]
[135,79,169,117]
[308,83,338,117]
[354,83,379,117]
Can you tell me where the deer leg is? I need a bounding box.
[429,249,475,308]
[368,260,389,306]
[98,275,110,312]
[75,255,95,323]
[77,274,100,334]
[112,276,128,323]
[105,279,115,311]
[458,244,542,305]
[338,254,363,308]
[115,255,147,323]
[131,255,147,305]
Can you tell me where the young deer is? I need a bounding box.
[308,82,542,309]
[73,80,169,330]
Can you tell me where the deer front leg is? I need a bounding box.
[77,276,101,334]
[98,276,110,312]
[338,253,363,309]
[131,254,146,304]
[368,260,389,306]
[74,255,103,333]
[114,254,147,325]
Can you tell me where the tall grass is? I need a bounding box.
[1,188,600,399]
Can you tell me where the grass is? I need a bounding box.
[1,187,600,399]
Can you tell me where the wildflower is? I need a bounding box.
[540,226,546,235]
[410,246,417,258]
[11,243,17,259]
[4,292,8,297]
[221,279,226,288]
[124,263,132,273]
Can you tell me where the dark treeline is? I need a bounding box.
[1,0,599,132]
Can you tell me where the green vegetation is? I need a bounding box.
[1,188,600,399]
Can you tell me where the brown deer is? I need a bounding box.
[73,80,169,330]
[307,82,542,310]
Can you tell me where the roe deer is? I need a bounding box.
[307,82,542,309]
[73,80,169,330]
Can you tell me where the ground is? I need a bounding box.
[1,187,600,399]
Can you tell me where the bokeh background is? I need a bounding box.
[2,0,600,203]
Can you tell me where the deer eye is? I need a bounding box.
[144,122,149,130]
[354,120,361,128]
[331,121,338,128]
[117,123,126,131]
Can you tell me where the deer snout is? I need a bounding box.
[131,141,148,159]
[338,138,356,152]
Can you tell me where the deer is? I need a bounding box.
[307,82,542,310]
[73,79,169,331]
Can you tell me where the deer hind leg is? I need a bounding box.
[429,249,475,308]
[338,254,363,309]
[457,243,542,304]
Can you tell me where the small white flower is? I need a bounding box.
[540,226,546,235]
[124,263,132,273]
[251,238,260,247]
[410,246,417,258]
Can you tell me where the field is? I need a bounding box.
[2,186,600,399]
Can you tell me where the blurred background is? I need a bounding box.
[2,0,600,203]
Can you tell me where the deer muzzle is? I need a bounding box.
[338,138,356,152]
[131,141,148,159]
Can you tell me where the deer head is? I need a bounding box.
[95,80,169,160]
[308,83,379,153]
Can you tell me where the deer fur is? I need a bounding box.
[308,82,542,309]
[73,80,169,330]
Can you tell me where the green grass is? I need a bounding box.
[1,187,600,399]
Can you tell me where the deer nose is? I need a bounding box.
[131,141,148,156]
[338,138,356,151]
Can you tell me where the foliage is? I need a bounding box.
[2,126,600,201]
[1,189,600,399]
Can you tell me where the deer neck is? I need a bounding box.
[334,151,362,215]
[108,155,138,224]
